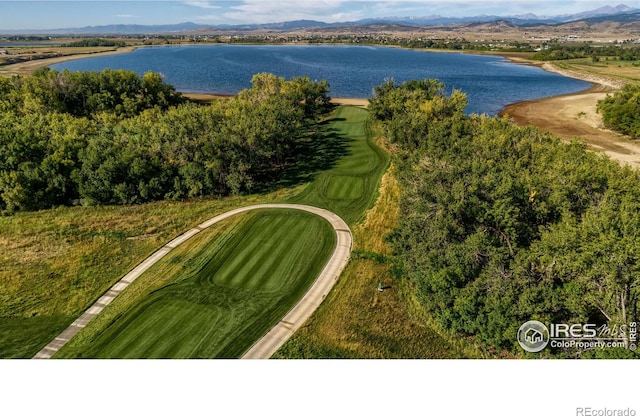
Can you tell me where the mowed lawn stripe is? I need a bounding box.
[137,302,223,358]
[335,178,350,199]
[96,300,220,358]
[93,300,171,358]
[327,176,350,200]
[45,106,378,359]
[218,214,312,291]
[214,214,290,288]
[287,106,389,225]
[245,218,311,292]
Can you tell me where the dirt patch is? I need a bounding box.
[182,92,232,103]
[330,97,369,107]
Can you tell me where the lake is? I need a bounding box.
[50,44,591,115]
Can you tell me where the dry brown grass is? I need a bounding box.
[552,58,640,86]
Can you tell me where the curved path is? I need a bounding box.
[33,203,352,359]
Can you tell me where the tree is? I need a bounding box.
[598,84,640,138]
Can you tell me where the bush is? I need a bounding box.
[597,84,640,138]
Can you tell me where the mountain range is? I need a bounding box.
[2,4,639,35]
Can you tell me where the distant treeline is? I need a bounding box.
[228,34,534,52]
[598,84,640,138]
[63,38,127,47]
[533,43,640,61]
[0,69,331,213]
[370,79,639,358]
[0,35,51,41]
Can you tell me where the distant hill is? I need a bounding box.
[350,4,640,27]
[238,20,330,30]
[552,11,640,32]
[561,3,637,21]
[579,10,640,24]
[50,22,203,35]
[1,4,639,35]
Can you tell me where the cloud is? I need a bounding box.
[116,14,136,18]
[221,0,366,23]
[187,0,638,24]
[184,1,222,10]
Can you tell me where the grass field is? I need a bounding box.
[552,58,640,86]
[57,210,335,358]
[2,103,477,359]
[288,106,389,225]
[274,157,478,359]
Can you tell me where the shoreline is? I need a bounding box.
[501,54,625,90]
[181,92,369,107]
[0,44,370,107]
[0,42,613,95]
[0,45,138,76]
[499,56,640,168]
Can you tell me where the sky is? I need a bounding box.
[1,1,639,30]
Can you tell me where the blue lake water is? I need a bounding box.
[50,44,591,115]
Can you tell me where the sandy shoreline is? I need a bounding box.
[0,46,138,76]
[181,92,369,107]
[499,58,640,168]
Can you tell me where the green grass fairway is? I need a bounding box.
[59,210,335,358]
[327,176,364,200]
[289,106,389,225]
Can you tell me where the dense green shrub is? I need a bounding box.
[64,38,127,48]
[0,70,331,213]
[597,84,640,138]
[372,79,640,357]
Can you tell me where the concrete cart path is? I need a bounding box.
[33,203,352,359]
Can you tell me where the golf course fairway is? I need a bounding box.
[46,106,388,359]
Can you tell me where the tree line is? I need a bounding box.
[0,69,331,213]
[533,43,640,61]
[370,79,639,357]
[63,38,127,48]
